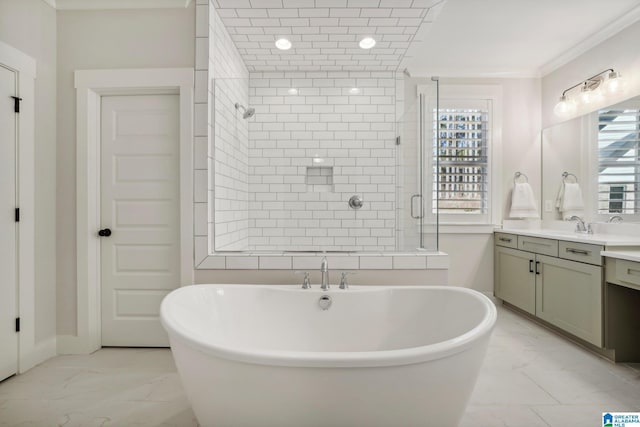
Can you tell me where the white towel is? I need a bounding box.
[556,182,584,220]
[509,182,539,218]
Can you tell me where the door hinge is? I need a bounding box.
[10,96,22,113]
[15,318,20,333]
[15,208,19,222]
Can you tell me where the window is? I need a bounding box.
[433,108,489,216]
[597,106,640,214]
[423,87,500,225]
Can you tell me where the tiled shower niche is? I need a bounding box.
[306,167,334,193]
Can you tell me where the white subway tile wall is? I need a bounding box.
[209,4,251,251]
[247,70,397,251]
[210,1,436,72]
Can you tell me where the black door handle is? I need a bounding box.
[98,228,112,237]
[529,260,534,273]
[535,261,540,275]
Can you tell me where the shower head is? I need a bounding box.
[235,103,255,119]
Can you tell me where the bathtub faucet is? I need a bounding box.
[320,257,330,291]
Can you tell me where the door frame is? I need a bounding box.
[63,68,194,354]
[0,41,39,372]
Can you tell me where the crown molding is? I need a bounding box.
[406,67,541,79]
[540,4,640,77]
[55,0,192,10]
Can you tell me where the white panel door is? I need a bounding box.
[0,65,17,380]
[100,95,180,347]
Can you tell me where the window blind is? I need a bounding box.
[433,109,489,214]
[597,108,640,214]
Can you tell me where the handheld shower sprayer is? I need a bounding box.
[235,103,255,119]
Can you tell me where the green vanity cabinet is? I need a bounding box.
[495,232,603,347]
[535,255,602,346]
[494,245,535,314]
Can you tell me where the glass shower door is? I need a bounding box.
[396,78,439,251]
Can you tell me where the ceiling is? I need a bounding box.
[406,0,640,77]
[47,0,640,77]
[212,0,444,72]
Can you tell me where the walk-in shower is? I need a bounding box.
[211,77,440,253]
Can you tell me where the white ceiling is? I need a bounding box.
[212,0,443,72]
[406,0,640,77]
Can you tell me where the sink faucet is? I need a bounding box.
[320,257,330,291]
[607,215,623,223]
[569,215,592,234]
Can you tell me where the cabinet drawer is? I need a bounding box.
[518,235,558,257]
[614,259,640,289]
[495,232,518,249]
[558,241,603,266]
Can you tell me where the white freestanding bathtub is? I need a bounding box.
[161,285,496,427]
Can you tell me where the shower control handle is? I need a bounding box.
[98,228,112,237]
[348,195,363,210]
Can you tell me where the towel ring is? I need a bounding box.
[514,172,528,184]
[562,172,578,183]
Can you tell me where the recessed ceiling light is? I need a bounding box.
[275,38,292,50]
[359,37,376,49]
[349,87,361,95]
[287,88,298,95]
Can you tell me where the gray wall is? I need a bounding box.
[56,5,195,335]
[0,0,57,344]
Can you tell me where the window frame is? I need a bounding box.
[588,98,640,221]
[418,84,503,226]
[595,101,640,216]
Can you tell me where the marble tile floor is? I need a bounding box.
[0,304,639,426]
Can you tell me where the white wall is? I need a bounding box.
[56,5,195,336]
[542,20,640,128]
[0,0,57,344]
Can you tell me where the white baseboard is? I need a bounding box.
[57,335,100,355]
[19,336,57,373]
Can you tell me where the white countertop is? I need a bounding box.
[499,228,640,246]
[601,250,640,263]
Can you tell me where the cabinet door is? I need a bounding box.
[535,255,603,347]
[495,246,535,314]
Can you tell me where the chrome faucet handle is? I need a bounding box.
[294,271,311,289]
[339,271,356,290]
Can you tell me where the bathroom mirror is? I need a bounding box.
[541,94,640,221]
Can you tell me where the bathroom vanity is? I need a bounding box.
[494,229,640,361]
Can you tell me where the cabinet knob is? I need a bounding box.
[98,228,112,237]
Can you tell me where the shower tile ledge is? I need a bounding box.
[195,251,448,271]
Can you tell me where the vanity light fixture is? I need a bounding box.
[275,38,292,50]
[553,68,626,117]
[359,37,376,49]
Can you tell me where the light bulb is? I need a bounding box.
[553,95,576,117]
[580,85,603,104]
[603,71,627,95]
[359,37,376,49]
[275,38,292,50]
